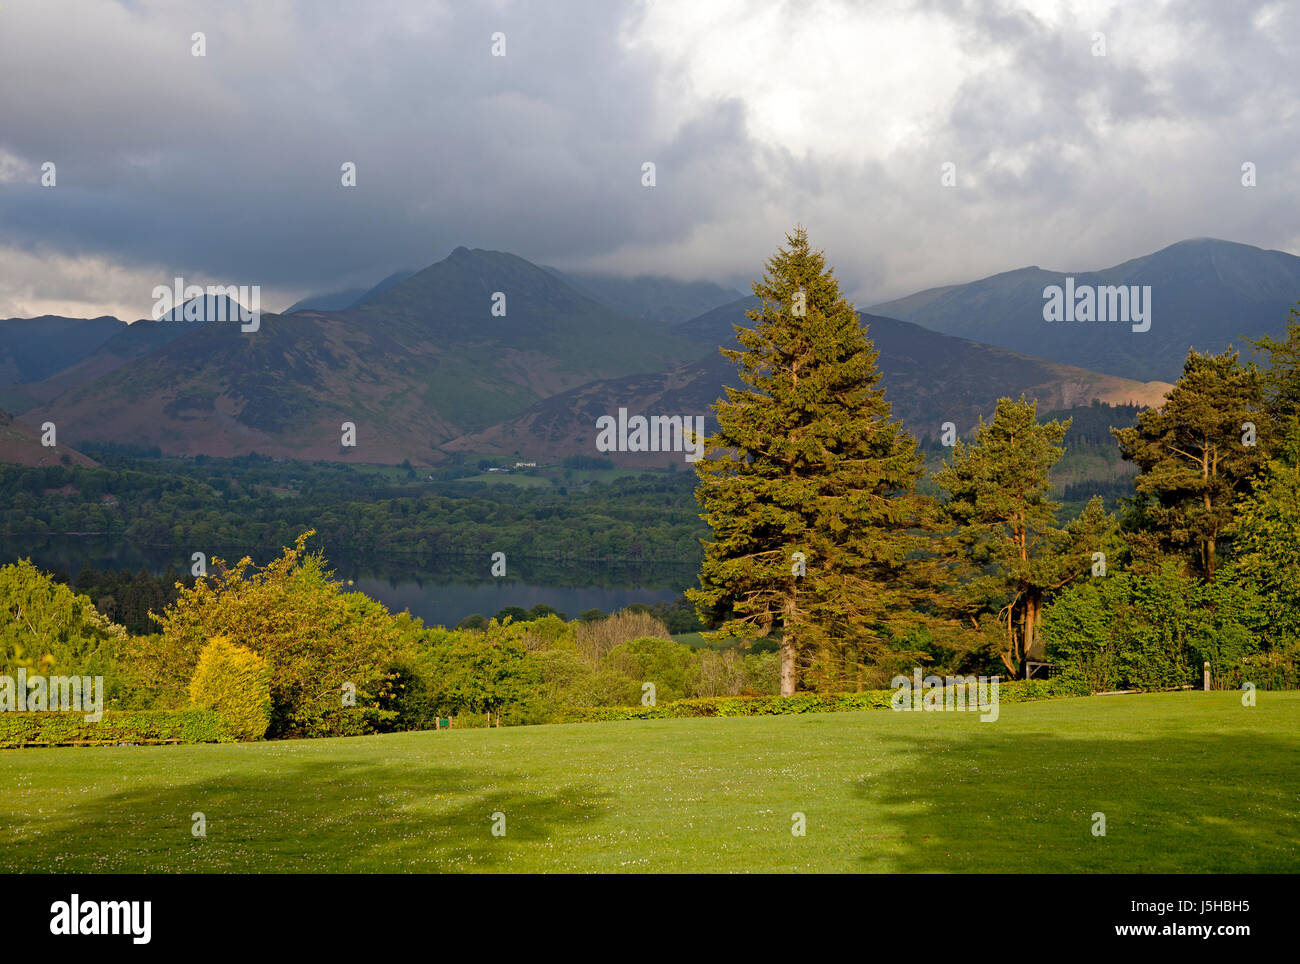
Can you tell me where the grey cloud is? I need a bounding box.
[0,0,1296,317]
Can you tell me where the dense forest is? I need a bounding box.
[0,458,704,561]
[0,401,1138,568]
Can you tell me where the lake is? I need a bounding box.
[0,536,695,629]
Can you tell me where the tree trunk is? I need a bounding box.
[1023,593,1040,674]
[1003,610,1018,677]
[780,635,797,696]
[774,641,795,696]
[780,596,797,696]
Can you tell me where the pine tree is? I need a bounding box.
[1230,445,1300,642]
[1232,306,1300,640]
[1248,302,1300,451]
[934,396,1116,677]
[688,227,929,695]
[1112,348,1264,579]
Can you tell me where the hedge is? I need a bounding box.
[553,678,1089,723]
[1213,644,1300,691]
[0,710,234,747]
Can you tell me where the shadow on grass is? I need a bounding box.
[1,753,604,873]
[853,727,1300,873]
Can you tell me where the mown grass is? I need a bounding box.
[1,691,1295,873]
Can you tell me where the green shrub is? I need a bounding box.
[0,709,232,746]
[157,533,410,738]
[1043,561,1266,691]
[0,559,126,676]
[742,650,781,694]
[564,667,640,707]
[1214,639,1300,690]
[188,636,272,741]
[604,636,696,704]
[375,656,437,732]
[310,706,396,737]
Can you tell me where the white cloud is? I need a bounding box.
[0,246,158,320]
[626,0,978,164]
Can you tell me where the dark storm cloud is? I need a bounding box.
[0,0,762,310]
[0,0,1296,317]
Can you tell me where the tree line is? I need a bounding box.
[0,460,703,561]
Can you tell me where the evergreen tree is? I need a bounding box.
[689,227,930,694]
[1228,434,1300,642]
[1248,303,1300,450]
[934,396,1115,677]
[1112,348,1264,579]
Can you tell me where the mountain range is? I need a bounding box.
[445,298,1170,465]
[869,238,1300,381]
[2,237,1296,467]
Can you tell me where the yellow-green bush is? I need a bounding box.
[188,636,272,741]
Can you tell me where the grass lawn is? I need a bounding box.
[1,692,1296,873]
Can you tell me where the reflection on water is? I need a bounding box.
[0,536,695,629]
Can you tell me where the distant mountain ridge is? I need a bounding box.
[444,297,1172,466]
[11,237,1295,466]
[541,268,741,326]
[869,238,1300,381]
[284,271,417,314]
[0,315,124,384]
[7,248,701,462]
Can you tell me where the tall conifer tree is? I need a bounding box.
[688,228,928,694]
[1113,348,1263,579]
[935,396,1114,677]
[1249,303,1300,450]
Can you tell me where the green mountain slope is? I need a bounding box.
[20,248,700,463]
[444,298,1172,465]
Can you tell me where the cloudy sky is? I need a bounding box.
[1,0,1296,320]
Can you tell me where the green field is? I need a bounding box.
[2,692,1296,873]
[452,472,553,488]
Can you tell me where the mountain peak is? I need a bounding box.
[159,294,253,323]
[868,237,1300,381]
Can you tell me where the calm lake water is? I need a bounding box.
[0,536,695,629]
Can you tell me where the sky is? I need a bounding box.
[0,0,1297,320]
